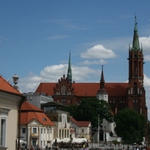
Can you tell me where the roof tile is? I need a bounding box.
[20,101,55,126]
[0,76,22,95]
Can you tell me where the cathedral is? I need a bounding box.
[36,17,147,120]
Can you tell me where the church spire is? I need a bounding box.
[97,65,108,101]
[100,65,105,90]
[132,16,140,50]
[67,52,72,83]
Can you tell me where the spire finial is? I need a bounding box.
[132,16,140,50]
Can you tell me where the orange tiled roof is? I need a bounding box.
[20,101,55,126]
[0,76,22,95]
[36,82,128,97]
[70,117,90,127]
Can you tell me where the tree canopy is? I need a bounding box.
[114,107,147,143]
[71,97,113,127]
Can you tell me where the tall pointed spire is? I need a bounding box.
[67,52,72,83]
[97,65,108,101]
[100,65,105,90]
[132,16,140,50]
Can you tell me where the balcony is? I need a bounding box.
[31,133,39,138]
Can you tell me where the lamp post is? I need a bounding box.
[104,126,107,144]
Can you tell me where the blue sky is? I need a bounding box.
[1,1,150,118]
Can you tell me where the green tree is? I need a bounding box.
[61,104,78,116]
[114,108,147,143]
[147,120,150,143]
[73,97,113,127]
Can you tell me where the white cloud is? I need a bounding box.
[81,59,107,65]
[72,66,98,81]
[144,55,150,61]
[144,74,150,120]
[139,36,150,54]
[81,44,117,59]
[18,64,99,93]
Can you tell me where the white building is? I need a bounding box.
[20,101,55,149]
[42,102,71,141]
[70,116,91,140]
[97,67,121,143]
[0,75,24,150]
[23,92,53,109]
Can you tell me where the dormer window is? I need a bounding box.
[43,118,47,121]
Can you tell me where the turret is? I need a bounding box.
[97,66,108,102]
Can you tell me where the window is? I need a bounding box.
[61,85,66,95]
[43,118,47,121]
[82,129,84,133]
[33,128,37,134]
[41,128,43,134]
[22,128,26,134]
[0,108,10,147]
[1,119,6,147]
[61,99,66,104]
[133,82,137,94]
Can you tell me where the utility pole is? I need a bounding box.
[98,114,99,146]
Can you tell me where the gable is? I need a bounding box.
[70,117,91,127]
[28,119,42,126]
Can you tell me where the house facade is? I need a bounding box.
[20,101,55,149]
[0,76,24,150]
[70,117,91,140]
[42,102,71,140]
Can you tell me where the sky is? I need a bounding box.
[0,1,150,118]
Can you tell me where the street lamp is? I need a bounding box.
[98,114,100,146]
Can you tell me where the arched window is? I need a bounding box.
[134,61,137,76]
[133,82,137,94]
[133,100,139,112]
[61,85,66,95]
[139,61,141,77]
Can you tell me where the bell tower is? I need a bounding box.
[128,16,144,85]
[97,65,108,102]
[127,16,147,118]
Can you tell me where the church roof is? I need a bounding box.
[20,101,55,126]
[35,82,128,97]
[0,75,22,95]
